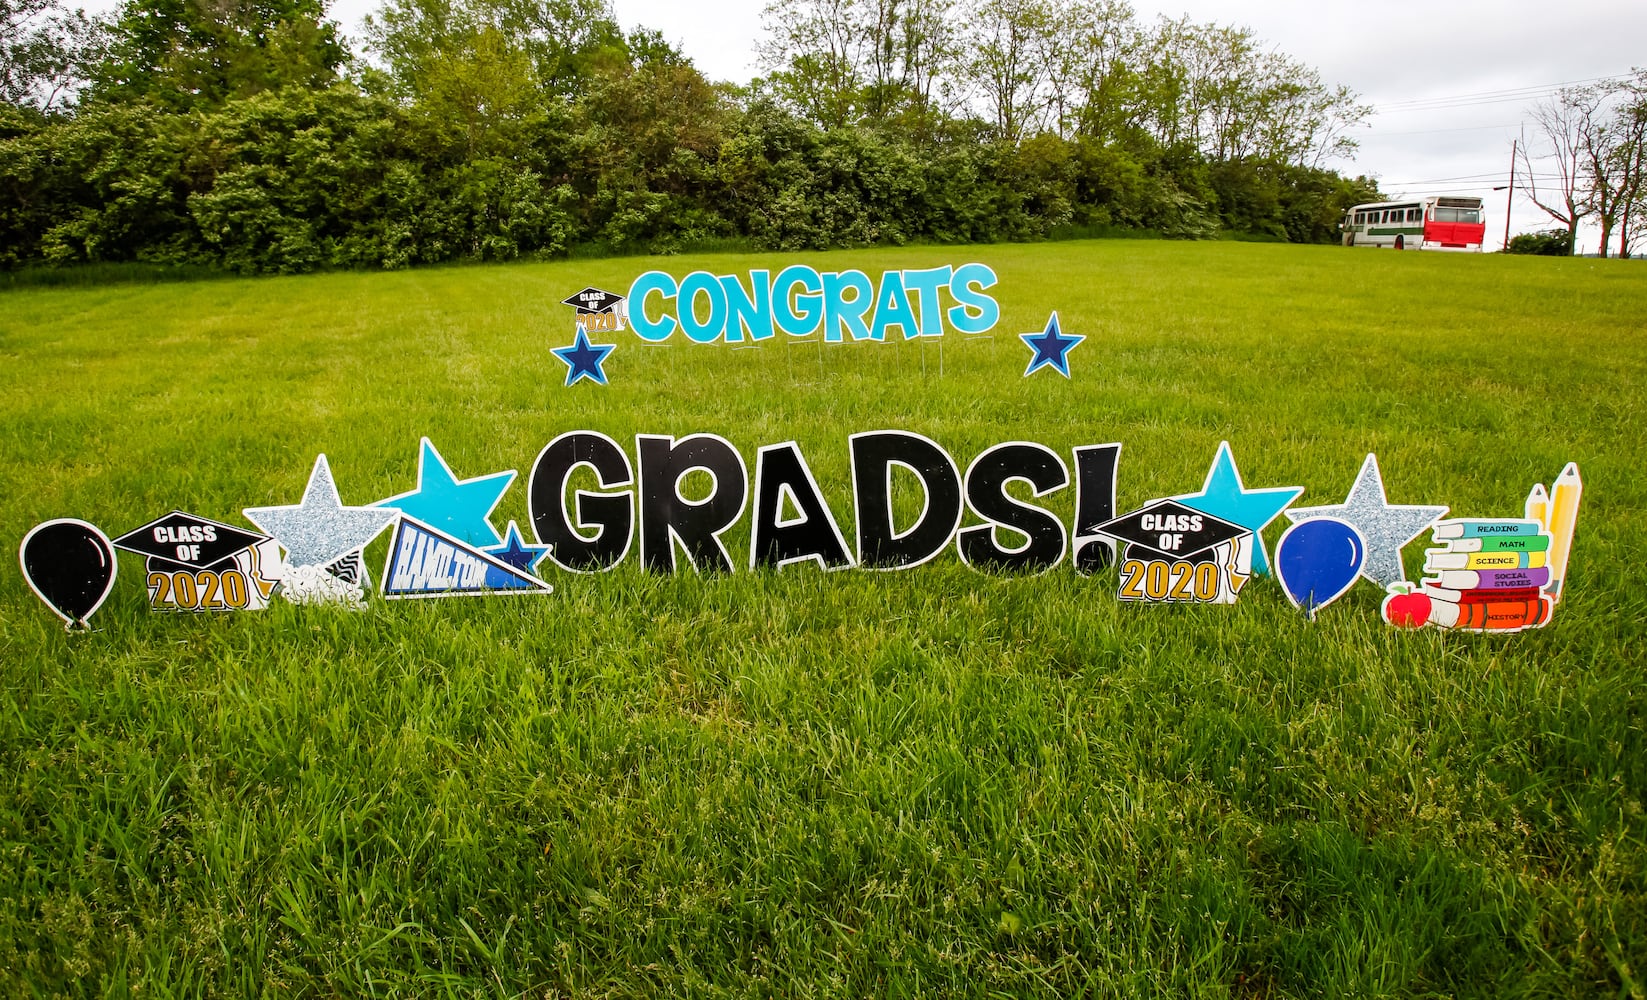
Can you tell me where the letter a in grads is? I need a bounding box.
[750,442,854,570]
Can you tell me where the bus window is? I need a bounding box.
[1407,209,1421,222]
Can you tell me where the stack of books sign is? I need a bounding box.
[1420,518,1553,629]
[1412,463,1582,632]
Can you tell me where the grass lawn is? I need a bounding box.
[1,241,1644,996]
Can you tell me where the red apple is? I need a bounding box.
[1383,591,1431,628]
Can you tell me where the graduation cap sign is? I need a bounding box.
[562,287,627,333]
[1094,498,1253,603]
[114,511,266,567]
[113,511,282,611]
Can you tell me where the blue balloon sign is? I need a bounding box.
[1276,517,1366,618]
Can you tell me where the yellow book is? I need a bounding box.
[1426,550,1547,571]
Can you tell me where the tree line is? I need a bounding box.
[0,0,1383,274]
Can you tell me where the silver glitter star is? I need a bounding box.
[244,455,400,569]
[1285,453,1448,588]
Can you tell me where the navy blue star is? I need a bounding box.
[1019,311,1084,378]
[552,329,616,386]
[483,520,551,574]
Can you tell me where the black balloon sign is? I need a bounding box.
[19,518,118,629]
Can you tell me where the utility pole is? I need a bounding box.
[1503,139,1517,251]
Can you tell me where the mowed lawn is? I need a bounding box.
[1,241,1644,997]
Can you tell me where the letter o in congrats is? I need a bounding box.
[678,271,729,343]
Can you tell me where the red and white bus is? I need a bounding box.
[1341,196,1486,251]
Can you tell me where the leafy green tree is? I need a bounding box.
[363,0,625,102]
[2,0,106,111]
[758,0,867,129]
[962,0,1055,141]
[88,0,346,109]
[758,0,960,133]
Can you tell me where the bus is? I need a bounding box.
[1341,196,1486,251]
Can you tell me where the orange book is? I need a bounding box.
[1430,594,1551,631]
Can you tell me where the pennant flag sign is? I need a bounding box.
[382,516,552,598]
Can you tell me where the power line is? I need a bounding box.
[1361,123,1522,136]
[1377,172,1563,184]
[1375,92,1596,114]
[1379,184,1545,195]
[1370,74,1627,112]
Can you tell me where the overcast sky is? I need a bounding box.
[326,0,1645,249]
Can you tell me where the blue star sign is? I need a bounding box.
[377,437,516,549]
[1019,311,1084,378]
[1174,440,1304,578]
[484,520,550,574]
[552,329,616,387]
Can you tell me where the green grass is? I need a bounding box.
[1,241,1644,997]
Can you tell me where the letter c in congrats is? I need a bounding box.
[627,271,679,341]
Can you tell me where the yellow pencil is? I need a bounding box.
[1524,482,1549,531]
[1546,463,1582,601]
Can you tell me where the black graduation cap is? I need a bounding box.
[113,511,269,569]
[1094,499,1247,561]
[561,287,626,314]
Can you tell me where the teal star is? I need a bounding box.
[377,438,515,548]
[1174,441,1304,577]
